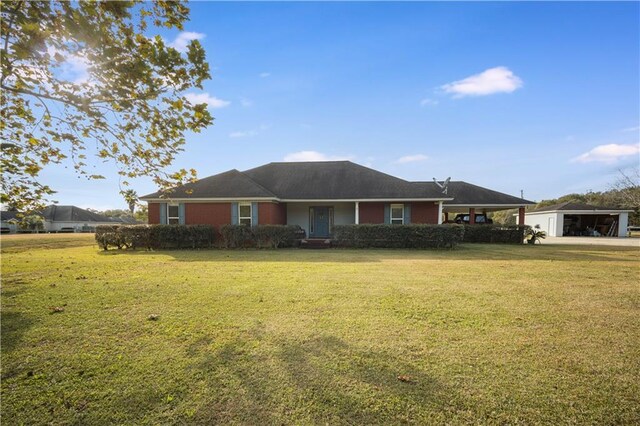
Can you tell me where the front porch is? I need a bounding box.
[284,200,443,238]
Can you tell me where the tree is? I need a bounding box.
[16,214,44,233]
[100,209,133,219]
[610,167,640,209]
[133,204,148,223]
[122,189,138,214]
[491,208,517,226]
[1,1,213,212]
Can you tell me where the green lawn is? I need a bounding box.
[2,234,639,424]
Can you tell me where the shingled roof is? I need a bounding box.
[1,206,119,223]
[40,205,118,222]
[414,181,535,206]
[528,201,631,213]
[142,169,277,199]
[142,161,449,200]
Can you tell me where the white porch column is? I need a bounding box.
[355,201,360,224]
[437,201,443,224]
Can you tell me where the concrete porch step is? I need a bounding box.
[300,238,332,249]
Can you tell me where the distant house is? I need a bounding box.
[0,211,20,234]
[524,202,632,238]
[1,205,133,234]
[141,161,534,238]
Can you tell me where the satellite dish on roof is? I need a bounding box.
[433,177,451,194]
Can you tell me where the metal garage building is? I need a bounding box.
[524,202,633,238]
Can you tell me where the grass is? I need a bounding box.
[2,234,639,424]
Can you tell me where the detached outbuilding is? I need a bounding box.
[525,202,633,238]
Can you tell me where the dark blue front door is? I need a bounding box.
[310,207,330,238]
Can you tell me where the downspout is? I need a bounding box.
[355,201,359,224]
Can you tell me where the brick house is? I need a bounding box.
[141,161,533,238]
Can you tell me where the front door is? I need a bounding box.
[310,206,331,238]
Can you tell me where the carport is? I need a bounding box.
[439,181,535,224]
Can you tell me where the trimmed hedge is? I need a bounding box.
[95,224,216,250]
[333,224,464,249]
[220,224,305,248]
[461,225,526,244]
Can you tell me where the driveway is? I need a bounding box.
[543,236,640,247]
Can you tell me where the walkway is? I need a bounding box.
[544,236,640,247]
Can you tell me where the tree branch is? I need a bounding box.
[0,0,23,87]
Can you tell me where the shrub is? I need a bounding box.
[462,225,526,244]
[221,224,304,248]
[524,225,546,244]
[253,225,305,248]
[220,225,254,249]
[332,224,464,249]
[95,224,216,250]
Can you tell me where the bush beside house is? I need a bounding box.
[96,224,303,250]
[461,225,527,244]
[96,223,526,251]
[96,225,216,250]
[220,225,304,248]
[333,224,465,249]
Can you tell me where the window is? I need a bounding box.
[168,204,179,225]
[390,204,404,225]
[239,203,252,226]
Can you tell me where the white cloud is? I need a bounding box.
[442,66,523,98]
[47,45,92,85]
[420,98,438,107]
[240,97,253,107]
[185,92,230,109]
[621,126,640,132]
[395,154,429,164]
[229,124,269,138]
[259,72,271,78]
[283,151,352,162]
[229,130,258,138]
[572,143,640,164]
[168,31,205,53]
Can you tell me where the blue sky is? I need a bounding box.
[41,1,639,210]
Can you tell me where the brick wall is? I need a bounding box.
[258,202,287,225]
[148,202,287,226]
[358,202,385,224]
[185,203,232,227]
[148,203,160,224]
[410,202,439,224]
[150,201,439,226]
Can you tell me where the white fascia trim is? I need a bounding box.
[526,210,634,215]
[141,197,278,203]
[279,198,453,202]
[444,203,534,208]
[142,197,454,203]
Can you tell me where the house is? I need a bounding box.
[1,205,128,234]
[141,161,534,238]
[525,202,632,238]
[0,211,20,234]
